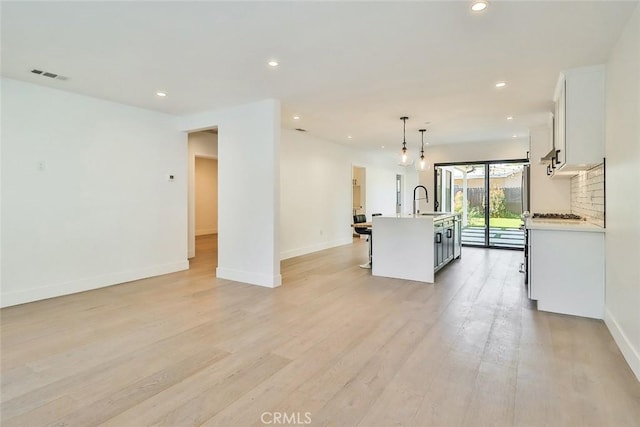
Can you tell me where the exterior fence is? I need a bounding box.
[453,186,523,216]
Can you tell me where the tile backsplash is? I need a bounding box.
[571,163,605,227]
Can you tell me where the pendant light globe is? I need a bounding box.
[415,128,429,172]
[397,117,413,166]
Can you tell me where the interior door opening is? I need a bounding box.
[434,159,529,249]
[352,166,366,216]
[187,129,218,267]
[352,166,366,237]
[396,174,403,214]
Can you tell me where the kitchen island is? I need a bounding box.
[371,213,461,283]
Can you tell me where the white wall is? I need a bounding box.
[187,131,218,257]
[0,78,188,307]
[418,139,529,212]
[181,100,281,288]
[280,130,352,259]
[280,129,415,260]
[529,125,571,213]
[195,157,218,236]
[604,3,640,381]
[365,167,398,218]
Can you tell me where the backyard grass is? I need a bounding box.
[467,217,522,228]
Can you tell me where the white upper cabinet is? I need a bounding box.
[548,65,605,177]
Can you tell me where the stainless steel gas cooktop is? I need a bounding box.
[531,213,584,220]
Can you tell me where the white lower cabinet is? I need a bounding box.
[529,228,604,319]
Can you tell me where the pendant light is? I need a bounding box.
[415,128,429,171]
[397,116,413,166]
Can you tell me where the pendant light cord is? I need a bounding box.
[401,116,409,151]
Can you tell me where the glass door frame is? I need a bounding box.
[434,158,529,250]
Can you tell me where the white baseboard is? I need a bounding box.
[195,228,217,236]
[604,307,640,382]
[280,238,354,261]
[216,267,281,288]
[1,260,189,308]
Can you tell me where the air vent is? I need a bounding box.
[31,69,69,81]
[295,128,307,132]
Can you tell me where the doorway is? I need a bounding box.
[187,129,218,264]
[395,174,403,214]
[352,166,366,216]
[435,160,528,249]
[195,157,218,237]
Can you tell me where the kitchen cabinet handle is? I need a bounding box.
[436,233,442,244]
[551,157,556,169]
[555,149,561,164]
[446,228,452,239]
[546,165,552,176]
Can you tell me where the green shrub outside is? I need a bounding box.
[454,187,521,228]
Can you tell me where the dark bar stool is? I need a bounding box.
[353,213,382,269]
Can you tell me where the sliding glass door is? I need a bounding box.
[487,163,526,248]
[435,160,528,249]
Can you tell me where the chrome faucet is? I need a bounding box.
[413,185,429,215]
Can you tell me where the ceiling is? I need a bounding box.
[1,1,637,152]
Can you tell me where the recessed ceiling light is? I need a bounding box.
[381,146,385,149]
[268,60,279,67]
[156,92,167,97]
[471,1,488,12]
[293,115,300,120]
[512,134,518,138]
[507,116,513,120]
[347,135,353,139]
[495,81,506,88]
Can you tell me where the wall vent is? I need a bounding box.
[31,69,69,81]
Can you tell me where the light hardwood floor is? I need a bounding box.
[1,235,639,426]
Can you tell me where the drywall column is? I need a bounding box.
[604,3,640,381]
[182,99,281,288]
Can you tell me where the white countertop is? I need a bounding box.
[525,218,605,233]
[376,212,459,221]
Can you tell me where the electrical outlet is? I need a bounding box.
[167,174,175,182]
[37,161,45,171]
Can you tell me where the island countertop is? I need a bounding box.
[377,212,459,220]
